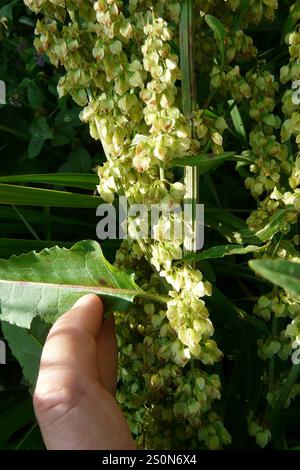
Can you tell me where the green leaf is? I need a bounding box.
[182,244,266,263]
[0,183,101,207]
[0,389,29,415]
[0,0,19,27]
[0,398,35,444]
[2,321,44,386]
[228,100,247,147]
[172,152,253,175]
[51,131,71,147]
[206,207,294,244]
[18,16,36,27]
[0,173,98,190]
[205,14,226,65]
[249,259,300,300]
[58,147,92,173]
[205,207,251,243]
[0,240,166,330]
[252,208,294,243]
[2,318,49,390]
[29,117,53,140]
[28,136,44,159]
[208,287,270,335]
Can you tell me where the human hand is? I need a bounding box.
[33,294,135,450]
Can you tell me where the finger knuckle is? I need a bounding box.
[33,373,83,423]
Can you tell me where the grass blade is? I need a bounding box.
[0,183,101,208]
[0,173,98,191]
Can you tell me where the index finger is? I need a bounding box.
[37,294,104,388]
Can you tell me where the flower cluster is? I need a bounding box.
[114,239,226,449]
[255,288,300,322]
[249,4,300,398]
[192,0,299,447]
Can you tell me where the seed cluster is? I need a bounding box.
[201,0,300,447]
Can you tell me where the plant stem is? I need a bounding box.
[159,165,165,181]
[180,0,199,256]
[12,205,40,240]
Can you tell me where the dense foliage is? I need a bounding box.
[0,0,300,450]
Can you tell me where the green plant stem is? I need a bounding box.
[159,166,165,181]
[139,292,169,305]
[12,205,40,240]
[180,0,199,256]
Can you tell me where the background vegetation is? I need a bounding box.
[0,0,113,448]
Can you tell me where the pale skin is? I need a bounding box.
[33,294,136,450]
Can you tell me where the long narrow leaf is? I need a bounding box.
[182,244,267,263]
[0,173,98,191]
[205,14,226,65]
[206,207,295,244]
[172,152,253,175]
[0,206,95,229]
[0,399,35,444]
[2,322,44,387]
[0,183,101,208]
[228,100,247,147]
